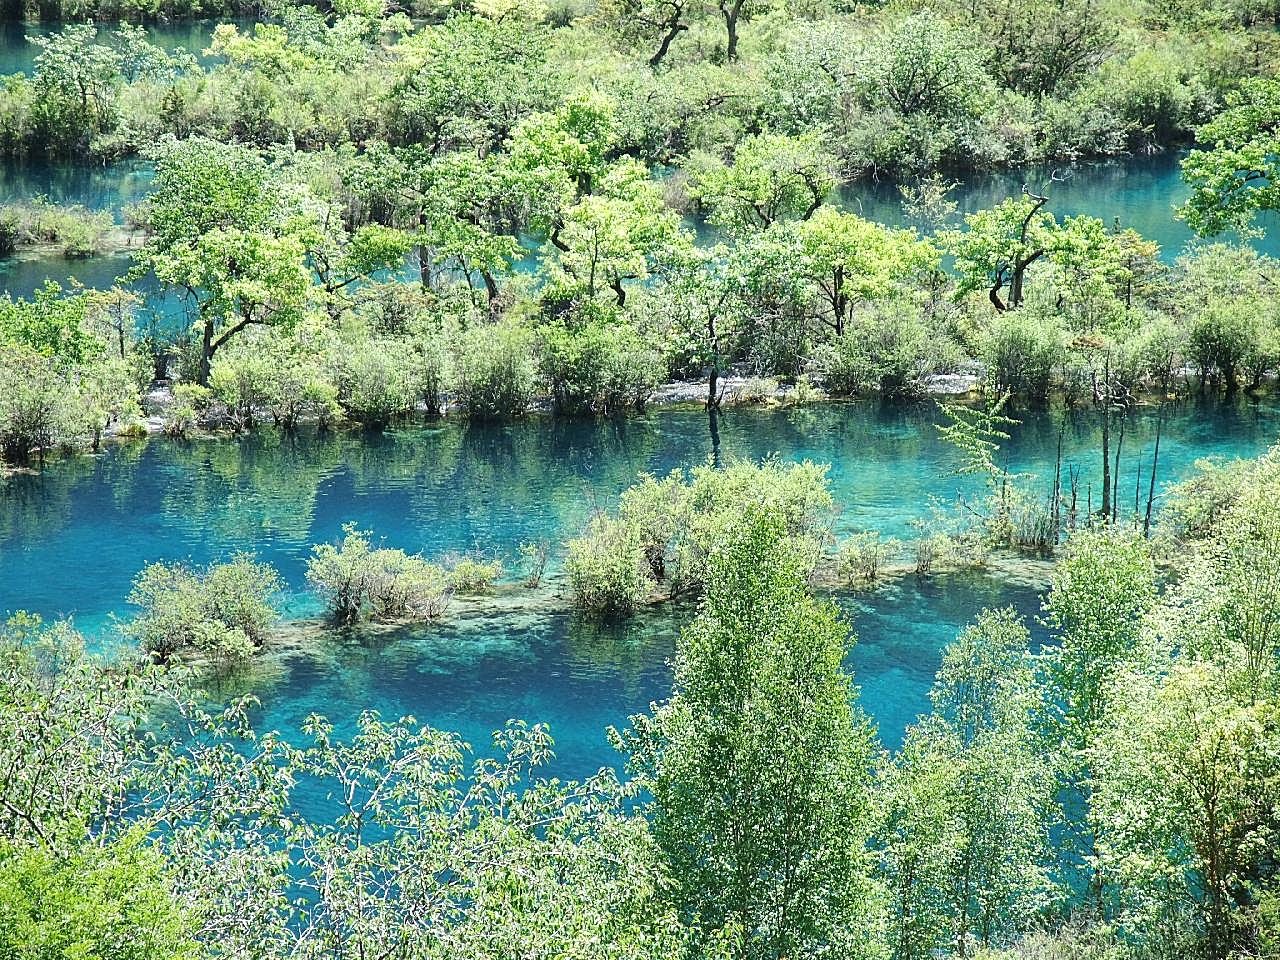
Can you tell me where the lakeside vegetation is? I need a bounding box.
[4,0,1280,958]
[3,442,1280,959]
[4,0,1280,464]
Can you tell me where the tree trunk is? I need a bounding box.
[719,0,743,60]
[197,316,215,387]
[649,20,687,67]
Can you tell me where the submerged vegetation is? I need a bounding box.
[3,443,1280,958]
[4,0,1280,956]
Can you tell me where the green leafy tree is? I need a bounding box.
[688,133,840,235]
[593,0,694,67]
[1041,528,1158,899]
[385,14,558,155]
[879,609,1054,959]
[795,208,938,337]
[622,508,882,960]
[542,161,686,314]
[138,139,315,386]
[28,23,190,154]
[853,9,993,172]
[0,282,99,364]
[949,196,1122,312]
[1091,659,1280,960]
[1180,77,1280,237]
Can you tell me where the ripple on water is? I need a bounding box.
[2,399,1278,776]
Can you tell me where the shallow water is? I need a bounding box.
[0,19,231,76]
[2,399,1277,766]
[3,20,1280,772]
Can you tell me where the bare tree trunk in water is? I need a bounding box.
[1144,413,1162,538]
[1112,415,1125,524]
[1099,379,1111,521]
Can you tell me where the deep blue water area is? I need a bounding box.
[2,399,1277,769]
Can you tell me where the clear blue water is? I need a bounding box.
[3,21,1280,774]
[2,400,1277,767]
[0,19,232,77]
[5,149,1274,303]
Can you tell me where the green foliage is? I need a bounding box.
[537,320,662,415]
[837,530,899,585]
[0,282,100,364]
[0,836,199,960]
[687,133,840,235]
[565,457,834,617]
[979,301,1067,399]
[327,334,418,427]
[878,608,1053,957]
[138,138,315,386]
[1091,659,1280,959]
[1043,528,1158,743]
[0,613,183,848]
[565,515,649,621]
[446,555,503,592]
[0,347,86,463]
[123,554,281,664]
[851,10,994,175]
[936,393,1018,480]
[162,383,211,439]
[0,200,111,258]
[622,509,881,959]
[449,321,538,420]
[306,523,451,624]
[0,617,683,960]
[1181,77,1280,237]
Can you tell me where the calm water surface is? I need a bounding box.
[3,400,1277,767]
[3,22,1279,772]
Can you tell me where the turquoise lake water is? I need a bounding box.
[4,21,1280,773]
[3,399,1278,768]
[0,19,231,76]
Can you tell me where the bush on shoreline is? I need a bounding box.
[123,553,281,664]
[306,524,451,624]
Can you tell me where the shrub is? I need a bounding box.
[414,327,450,418]
[447,556,504,593]
[0,212,18,257]
[0,348,84,463]
[209,352,272,431]
[450,322,538,420]
[217,338,341,430]
[837,531,899,585]
[0,836,198,960]
[328,337,418,427]
[538,321,661,416]
[0,201,111,259]
[565,458,834,617]
[306,524,450,624]
[565,516,649,621]
[814,302,950,397]
[980,302,1066,400]
[732,376,779,404]
[518,539,550,588]
[162,384,211,439]
[1186,300,1259,392]
[124,554,281,664]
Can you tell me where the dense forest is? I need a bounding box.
[6,0,1280,447]
[3,0,1280,957]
